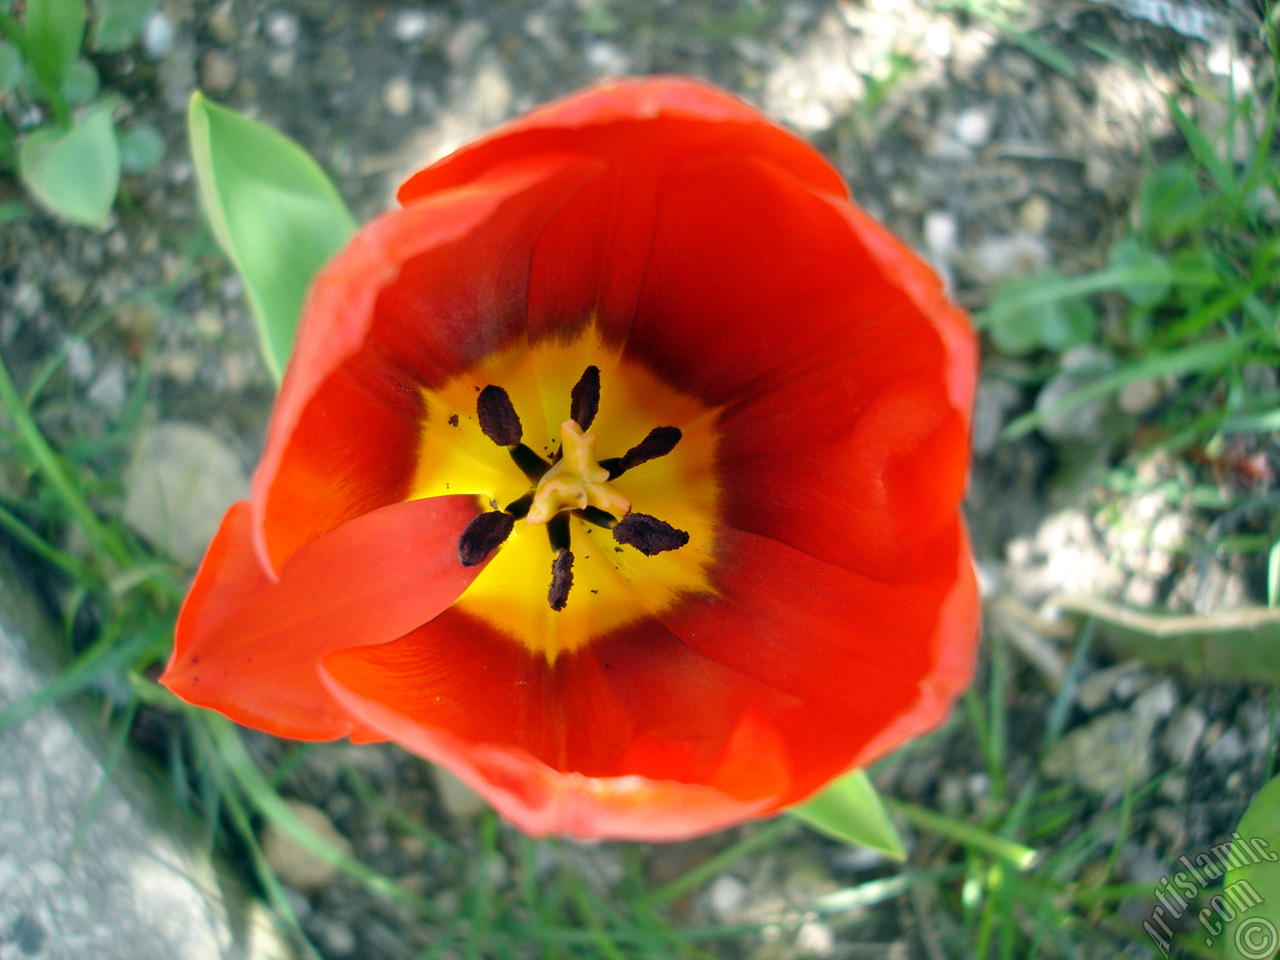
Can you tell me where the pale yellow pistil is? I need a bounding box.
[526,420,630,526]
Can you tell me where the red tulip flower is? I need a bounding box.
[162,77,980,841]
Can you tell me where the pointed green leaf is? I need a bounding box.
[18,101,119,228]
[789,770,906,859]
[188,91,357,380]
[24,0,86,94]
[1224,773,1280,960]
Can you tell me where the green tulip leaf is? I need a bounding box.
[188,91,357,380]
[18,101,120,228]
[789,769,906,859]
[1223,773,1280,960]
[24,0,86,95]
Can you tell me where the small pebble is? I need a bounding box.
[123,423,250,565]
[1075,661,1141,712]
[796,921,835,958]
[431,766,487,818]
[965,233,1049,283]
[923,210,957,259]
[970,379,1020,456]
[393,9,438,42]
[1043,711,1153,795]
[954,105,995,148]
[447,19,489,66]
[264,10,300,47]
[260,801,352,893]
[1204,727,1246,768]
[87,364,127,414]
[1018,195,1051,235]
[199,51,237,93]
[63,336,94,383]
[142,11,174,59]
[208,3,238,44]
[1132,679,1178,724]
[707,874,747,920]
[1159,774,1188,801]
[1118,378,1162,415]
[1160,706,1207,766]
[267,50,295,78]
[313,918,357,956]
[384,77,414,117]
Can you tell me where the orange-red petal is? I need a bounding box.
[399,76,847,206]
[399,78,849,351]
[253,153,604,573]
[319,608,809,839]
[653,519,980,807]
[615,152,974,581]
[161,495,485,740]
[315,516,976,836]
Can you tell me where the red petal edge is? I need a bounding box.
[161,495,485,741]
[319,663,783,841]
[398,76,848,206]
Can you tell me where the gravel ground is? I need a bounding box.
[1,0,1276,957]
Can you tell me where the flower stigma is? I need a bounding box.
[409,328,719,662]
[525,420,630,526]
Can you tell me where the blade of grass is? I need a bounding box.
[647,816,793,905]
[0,499,96,583]
[885,799,1039,870]
[0,353,131,569]
[342,765,446,850]
[1004,336,1255,439]
[205,713,441,918]
[0,616,164,731]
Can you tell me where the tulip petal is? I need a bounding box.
[716,366,970,582]
[320,608,808,839]
[161,495,485,740]
[628,152,973,411]
[649,519,980,806]
[399,76,847,206]
[612,152,973,581]
[399,78,850,360]
[254,153,604,572]
[318,517,976,830]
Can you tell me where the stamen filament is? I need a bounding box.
[601,426,682,479]
[547,512,571,554]
[510,443,552,481]
[575,506,618,529]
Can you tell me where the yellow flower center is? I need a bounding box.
[408,324,720,662]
